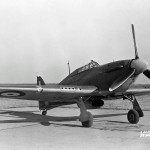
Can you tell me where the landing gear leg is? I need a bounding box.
[76,97,93,127]
[124,95,144,124]
[42,110,47,116]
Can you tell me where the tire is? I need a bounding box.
[127,109,139,124]
[42,110,47,116]
[82,112,93,127]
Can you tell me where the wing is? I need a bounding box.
[124,84,150,96]
[0,84,99,102]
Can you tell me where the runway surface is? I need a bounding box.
[0,106,150,150]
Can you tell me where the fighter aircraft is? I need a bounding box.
[0,24,150,127]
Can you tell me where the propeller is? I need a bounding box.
[143,69,150,79]
[132,24,139,59]
[109,24,150,92]
[131,24,150,78]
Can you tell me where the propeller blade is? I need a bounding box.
[132,24,139,59]
[143,69,150,79]
[109,69,135,91]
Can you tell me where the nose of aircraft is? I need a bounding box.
[130,59,148,74]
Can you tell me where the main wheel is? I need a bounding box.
[81,112,93,127]
[127,109,139,124]
[42,110,47,116]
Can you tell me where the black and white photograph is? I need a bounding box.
[0,0,150,150]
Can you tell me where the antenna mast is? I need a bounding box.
[67,60,70,75]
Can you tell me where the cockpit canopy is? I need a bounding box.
[78,60,100,73]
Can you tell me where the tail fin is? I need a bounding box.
[37,76,45,86]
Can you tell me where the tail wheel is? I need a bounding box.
[81,112,93,127]
[127,109,139,124]
[42,110,47,116]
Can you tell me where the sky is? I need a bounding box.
[0,0,150,83]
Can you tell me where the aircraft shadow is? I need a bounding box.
[0,109,127,128]
[93,113,126,118]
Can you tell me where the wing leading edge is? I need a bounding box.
[125,84,150,96]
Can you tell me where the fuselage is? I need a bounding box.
[59,59,138,96]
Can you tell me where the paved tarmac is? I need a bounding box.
[0,107,150,150]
